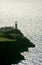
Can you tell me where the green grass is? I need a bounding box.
[0,38,16,41]
[0,33,16,41]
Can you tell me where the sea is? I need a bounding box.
[12,34,42,65]
[10,16,42,65]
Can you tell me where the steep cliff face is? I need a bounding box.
[0,26,35,65]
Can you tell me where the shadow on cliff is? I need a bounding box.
[0,36,35,65]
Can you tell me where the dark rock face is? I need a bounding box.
[0,27,35,65]
[0,39,35,65]
[15,37,35,52]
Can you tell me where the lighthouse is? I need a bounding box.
[15,21,17,29]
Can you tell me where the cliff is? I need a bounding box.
[0,26,35,65]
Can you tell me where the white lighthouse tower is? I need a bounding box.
[15,21,17,29]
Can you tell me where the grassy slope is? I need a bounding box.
[0,33,16,41]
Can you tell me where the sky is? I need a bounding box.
[0,0,42,16]
[0,0,42,37]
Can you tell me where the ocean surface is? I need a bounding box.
[0,0,42,65]
[10,17,42,65]
[13,34,42,65]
